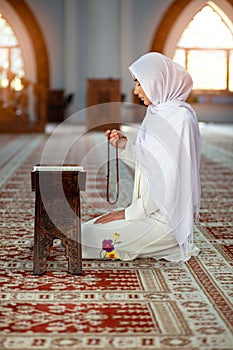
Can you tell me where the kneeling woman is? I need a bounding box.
[82,52,201,262]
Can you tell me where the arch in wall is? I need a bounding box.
[150,0,233,57]
[5,0,50,87]
[149,0,233,121]
[0,0,50,131]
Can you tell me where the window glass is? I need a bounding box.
[0,13,25,84]
[178,6,233,49]
[188,50,227,90]
[0,14,18,46]
[11,48,24,76]
[173,49,186,67]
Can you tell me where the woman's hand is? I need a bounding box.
[105,129,127,149]
[94,209,125,224]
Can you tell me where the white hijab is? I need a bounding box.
[129,52,201,261]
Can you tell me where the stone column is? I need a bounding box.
[64,0,79,116]
[87,0,120,78]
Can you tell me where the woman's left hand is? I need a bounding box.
[94,209,125,224]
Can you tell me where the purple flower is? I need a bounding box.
[102,239,114,252]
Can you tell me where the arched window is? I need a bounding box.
[173,3,233,92]
[0,12,24,91]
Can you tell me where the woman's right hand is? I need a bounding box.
[105,129,127,149]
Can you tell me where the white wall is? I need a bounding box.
[87,0,120,78]
[24,0,174,110]
[120,0,172,103]
[25,0,64,88]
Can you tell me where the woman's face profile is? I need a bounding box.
[133,77,151,106]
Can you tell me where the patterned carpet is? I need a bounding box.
[0,123,232,350]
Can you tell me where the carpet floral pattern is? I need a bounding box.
[0,125,232,350]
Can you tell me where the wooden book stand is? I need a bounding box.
[31,165,86,275]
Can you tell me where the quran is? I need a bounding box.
[32,165,85,172]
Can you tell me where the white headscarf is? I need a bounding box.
[129,52,201,261]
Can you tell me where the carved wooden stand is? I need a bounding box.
[31,166,86,275]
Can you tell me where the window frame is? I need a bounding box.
[176,46,232,93]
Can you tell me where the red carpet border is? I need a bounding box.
[0,124,232,350]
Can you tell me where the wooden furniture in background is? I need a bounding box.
[0,81,47,133]
[86,78,121,131]
[31,165,86,275]
[47,89,65,123]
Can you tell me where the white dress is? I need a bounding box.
[81,141,198,261]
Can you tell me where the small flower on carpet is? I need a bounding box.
[105,251,118,259]
[100,234,121,259]
[114,232,120,241]
[102,239,114,252]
